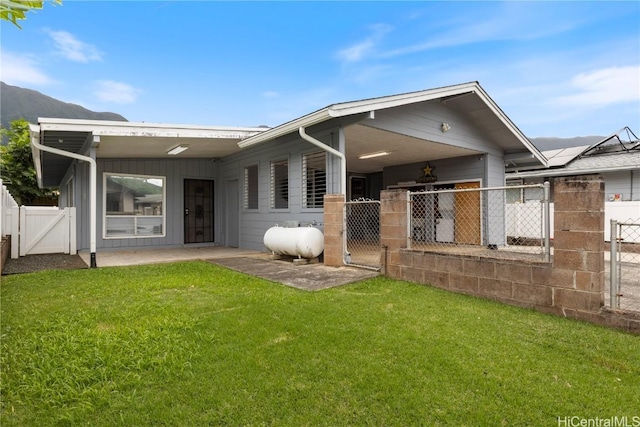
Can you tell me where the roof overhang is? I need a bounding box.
[238,81,548,170]
[30,118,268,187]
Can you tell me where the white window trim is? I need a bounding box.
[103,172,166,239]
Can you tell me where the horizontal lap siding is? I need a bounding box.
[220,130,338,252]
[383,155,486,189]
[369,101,503,156]
[603,171,637,201]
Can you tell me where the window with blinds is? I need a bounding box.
[270,159,289,209]
[302,151,327,208]
[244,164,259,209]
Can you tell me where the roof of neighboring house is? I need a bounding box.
[238,81,547,167]
[508,127,640,178]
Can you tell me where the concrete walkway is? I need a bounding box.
[210,257,379,291]
[79,246,262,268]
[79,247,379,291]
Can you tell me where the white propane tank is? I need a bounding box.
[263,226,324,259]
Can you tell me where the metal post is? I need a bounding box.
[406,191,412,250]
[610,219,619,309]
[543,181,551,262]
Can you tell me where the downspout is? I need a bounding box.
[298,127,346,195]
[31,133,98,268]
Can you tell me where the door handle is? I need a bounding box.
[185,208,189,215]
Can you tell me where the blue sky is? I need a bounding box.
[1,1,639,138]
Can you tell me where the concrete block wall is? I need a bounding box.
[323,175,638,333]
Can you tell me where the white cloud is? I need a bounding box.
[380,3,582,59]
[0,50,54,86]
[47,30,103,63]
[552,65,640,108]
[336,24,392,63]
[94,80,141,104]
[262,91,280,98]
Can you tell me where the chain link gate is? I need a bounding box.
[344,199,381,270]
[609,219,640,312]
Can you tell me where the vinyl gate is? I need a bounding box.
[11,206,77,258]
[609,219,640,313]
[344,199,380,270]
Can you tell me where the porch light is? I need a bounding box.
[167,145,189,155]
[358,151,390,159]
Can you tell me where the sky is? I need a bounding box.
[1,1,639,138]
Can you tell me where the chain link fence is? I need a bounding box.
[344,199,381,270]
[408,184,551,261]
[609,220,640,312]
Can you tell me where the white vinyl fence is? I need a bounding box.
[2,180,77,259]
[13,206,76,258]
[506,201,640,243]
[1,179,19,238]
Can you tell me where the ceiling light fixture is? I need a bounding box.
[167,145,189,155]
[358,151,390,160]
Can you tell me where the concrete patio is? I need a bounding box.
[78,246,379,291]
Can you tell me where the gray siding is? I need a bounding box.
[74,158,220,251]
[219,128,341,252]
[603,171,638,201]
[383,155,487,189]
[369,101,503,157]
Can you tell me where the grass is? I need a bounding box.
[1,261,639,426]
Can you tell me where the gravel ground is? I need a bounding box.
[2,254,88,275]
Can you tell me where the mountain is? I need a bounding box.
[529,136,605,152]
[1,82,127,132]
[1,81,610,153]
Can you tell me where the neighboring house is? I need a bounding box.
[506,127,640,239]
[29,82,546,263]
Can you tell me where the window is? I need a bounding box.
[104,173,165,238]
[244,164,259,209]
[302,151,326,208]
[270,159,289,209]
[506,180,523,204]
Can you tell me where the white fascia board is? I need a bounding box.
[37,118,267,139]
[238,109,332,148]
[328,82,479,116]
[238,82,481,149]
[507,164,639,179]
[472,85,548,167]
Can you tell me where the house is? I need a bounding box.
[505,127,640,239]
[29,81,546,266]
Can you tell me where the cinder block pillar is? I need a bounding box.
[323,194,345,267]
[552,175,605,312]
[380,189,409,277]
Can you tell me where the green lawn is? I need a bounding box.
[1,261,638,426]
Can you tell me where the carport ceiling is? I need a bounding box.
[344,124,480,174]
[94,135,243,159]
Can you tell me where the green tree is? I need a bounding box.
[0,119,55,205]
[1,0,61,28]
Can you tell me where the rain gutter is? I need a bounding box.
[30,126,98,268]
[298,126,346,195]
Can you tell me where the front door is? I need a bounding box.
[184,179,214,244]
[454,181,481,245]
